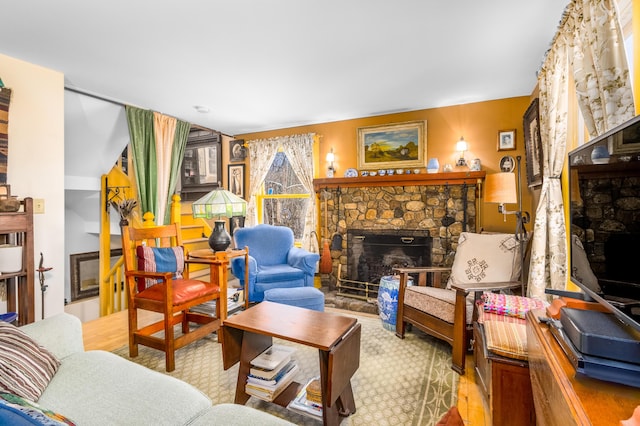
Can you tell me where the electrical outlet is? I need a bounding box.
[34,198,45,214]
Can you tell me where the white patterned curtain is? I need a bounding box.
[569,0,635,136]
[245,134,317,249]
[245,138,280,226]
[528,35,570,299]
[281,134,317,252]
[528,0,634,300]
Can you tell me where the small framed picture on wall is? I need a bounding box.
[229,139,246,163]
[498,129,516,151]
[228,164,245,199]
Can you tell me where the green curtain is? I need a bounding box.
[126,106,157,218]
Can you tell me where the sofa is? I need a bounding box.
[0,313,294,426]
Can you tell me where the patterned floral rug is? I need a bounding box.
[113,311,458,425]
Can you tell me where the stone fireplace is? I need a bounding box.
[346,229,432,283]
[313,171,484,293]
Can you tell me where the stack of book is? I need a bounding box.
[245,344,298,402]
[190,288,244,317]
[287,376,323,420]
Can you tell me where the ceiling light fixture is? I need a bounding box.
[194,105,210,114]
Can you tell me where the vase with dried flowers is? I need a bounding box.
[111,198,137,227]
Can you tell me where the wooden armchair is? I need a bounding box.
[394,232,525,375]
[121,224,227,372]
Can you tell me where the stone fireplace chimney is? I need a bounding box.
[314,172,484,290]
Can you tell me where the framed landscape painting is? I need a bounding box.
[357,121,426,170]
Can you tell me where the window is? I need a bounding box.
[257,152,311,242]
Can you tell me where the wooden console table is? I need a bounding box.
[221,301,361,425]
[526,310,640,425]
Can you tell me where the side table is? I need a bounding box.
[222,301,361,426]
[187,247,249,321]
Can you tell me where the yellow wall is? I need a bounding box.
[237,96,534,232]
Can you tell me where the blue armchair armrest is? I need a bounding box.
[287,247,320,276]
[231,255,257,287]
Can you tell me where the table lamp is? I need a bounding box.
[192,188,247,251]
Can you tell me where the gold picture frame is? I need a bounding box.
[357,121,426,170]
[497,129,516,151]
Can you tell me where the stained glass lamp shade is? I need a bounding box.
[192,189,247,251]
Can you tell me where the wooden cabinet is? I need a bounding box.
[526,310,640,425]
[0,198,34,325]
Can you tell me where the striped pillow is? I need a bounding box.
[135,246,185,291]
[0,322,60,401]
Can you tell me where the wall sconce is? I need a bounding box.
[326,148,336,178]
[484,156,530,292]
[455,137,468,167]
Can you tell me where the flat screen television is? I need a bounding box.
[568,114,640,333]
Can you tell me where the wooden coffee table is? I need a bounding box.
[221,301,361,425]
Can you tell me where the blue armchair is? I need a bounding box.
[230,224,320,306]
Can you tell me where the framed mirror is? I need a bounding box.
[180,130,222,201]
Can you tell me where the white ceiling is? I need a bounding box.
[1,0,568,136]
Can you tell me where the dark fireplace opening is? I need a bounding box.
[346,229,432,284]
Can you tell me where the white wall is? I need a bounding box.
[0,53,65,320]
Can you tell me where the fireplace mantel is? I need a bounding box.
[313,170,485,192]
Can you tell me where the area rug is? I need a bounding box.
[112,312,458,425]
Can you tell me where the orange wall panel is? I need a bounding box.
[237,96,535,232]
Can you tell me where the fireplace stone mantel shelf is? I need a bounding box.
[313,170,485,192]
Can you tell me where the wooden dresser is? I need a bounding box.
[526,310,640,425]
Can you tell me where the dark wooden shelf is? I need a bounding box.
[0,198,35,325]
[313,170,485,191]
[573,160,640,178]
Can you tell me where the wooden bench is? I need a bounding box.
[473,321,536,426]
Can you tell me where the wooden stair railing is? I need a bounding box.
[99,186,215,315]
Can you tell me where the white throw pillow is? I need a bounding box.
[447,232,522,288]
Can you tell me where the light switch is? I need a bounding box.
[34,198,45,214]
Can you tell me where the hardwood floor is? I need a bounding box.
[82,309,490,425]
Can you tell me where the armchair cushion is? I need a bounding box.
[256,264,305,283]
[136,246,185,290]
[447,232,522,288]
[404,286,474,324]
[0,322,60,401]
[483,320,528,361]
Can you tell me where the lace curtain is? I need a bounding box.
[528,36,571,299]
[569,0,635,137]
[245,133,316,250]
[528,0,635,299]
